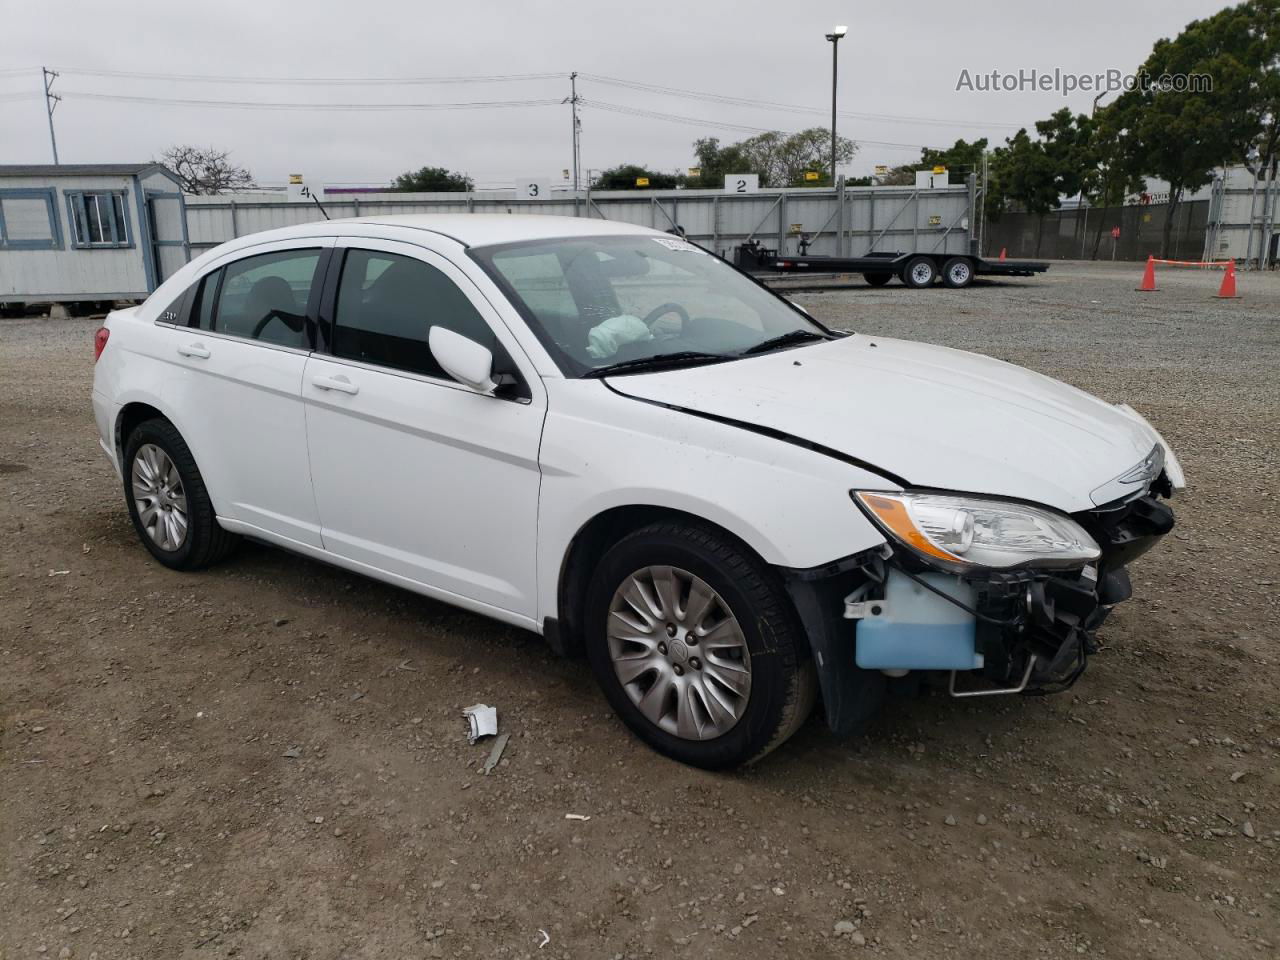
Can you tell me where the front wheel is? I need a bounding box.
[585,522,816,768]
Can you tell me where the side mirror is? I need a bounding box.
[429,327,496,393]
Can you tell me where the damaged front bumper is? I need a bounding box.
[784,490,1176,735]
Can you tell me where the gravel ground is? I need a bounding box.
[1,259,1277,960]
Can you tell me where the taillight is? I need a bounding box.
[94,326,110,363]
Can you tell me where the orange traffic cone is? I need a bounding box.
[999,247,1007,261]
[1136,255,1157,292]
[1215,261,1240,299]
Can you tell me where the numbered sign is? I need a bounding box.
[287,175,324,203]
[518,178,550,200]
[724,174,759,194]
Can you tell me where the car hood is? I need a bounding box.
[606,334,1157,513]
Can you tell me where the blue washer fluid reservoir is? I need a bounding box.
[854,570,984,671]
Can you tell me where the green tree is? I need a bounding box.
[919,138,989,184]
[1108,2,1260,255]
[391,166,473,192]
[989,129,1059,255]
[736,128,856,186]
[685,137,755,188]
[593,164,681,190]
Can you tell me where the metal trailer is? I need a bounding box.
[733,243,1050,289]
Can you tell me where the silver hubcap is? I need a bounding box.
[131,444,188,551]
[912,263,934,285]
[949,263,971,284]
[607,565,751,740]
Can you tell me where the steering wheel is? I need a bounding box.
[251,310,305,340]
[641,302,690,329]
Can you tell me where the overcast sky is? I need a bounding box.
[0,0,1233,189]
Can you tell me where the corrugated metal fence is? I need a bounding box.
[185,182,978,261]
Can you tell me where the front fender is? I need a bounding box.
[535,379,892,624]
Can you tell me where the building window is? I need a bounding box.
[0,188,62,250]
[66,191,132,248]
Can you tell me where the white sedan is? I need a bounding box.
[91,215,1182,767]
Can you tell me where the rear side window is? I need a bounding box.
[212,249,321,348]
[332,249,495,378]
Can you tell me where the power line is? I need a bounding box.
[61,91,564,111]
[582,100,931,151]
[579,73,1021,131]
[55,67,564,86]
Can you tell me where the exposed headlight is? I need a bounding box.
[853,491,1101,571]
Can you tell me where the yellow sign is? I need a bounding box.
[874,165,888,175]
[803,171,820,181]
[928,214,942,225]
[932,165,947,175]
[288,174,304,184]
[687,167,701,177]
[788,223,804,234]
[636,177,650,187]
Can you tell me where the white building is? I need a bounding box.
[0,163,189,306]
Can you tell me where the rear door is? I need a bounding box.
[164,239,333,547]
[302,237,545,620]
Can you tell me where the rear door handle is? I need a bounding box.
[177,343,210,359]
[311,374,359,395]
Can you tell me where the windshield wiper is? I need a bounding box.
[740,329,829,356]
[582,351,733,378]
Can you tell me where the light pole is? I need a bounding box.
[825,25,847,185]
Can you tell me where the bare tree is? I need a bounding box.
[158,146,255,195]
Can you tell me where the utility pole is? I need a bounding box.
[42,67,61,164]
[565,72,582,192]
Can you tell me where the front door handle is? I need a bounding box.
[311,375,359,395]
[177,342,210,359]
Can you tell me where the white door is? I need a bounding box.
[302,239,546,619]
[164,240,331,547]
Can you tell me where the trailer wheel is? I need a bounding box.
[863,273,893,287]
[901,256,936,289]
[941,257,974,289]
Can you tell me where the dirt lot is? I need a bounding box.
[1,260,1277,960]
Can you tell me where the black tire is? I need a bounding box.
[901,255,937,288]
[584,521,816,769]
[863,272,893,287]
[941,256,974,289]
[122,418,239,570]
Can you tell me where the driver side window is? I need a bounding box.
[209,249,322,349]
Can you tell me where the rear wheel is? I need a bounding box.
[863,272,893,287]
[901,256,937,288]
[941,256,974,288]
[585,521,816,768]
[123,418,238,570]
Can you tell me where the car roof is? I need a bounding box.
[243,214,666,249]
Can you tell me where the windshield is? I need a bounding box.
[469,234,829,376]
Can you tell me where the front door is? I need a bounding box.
[302,239,545,620]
